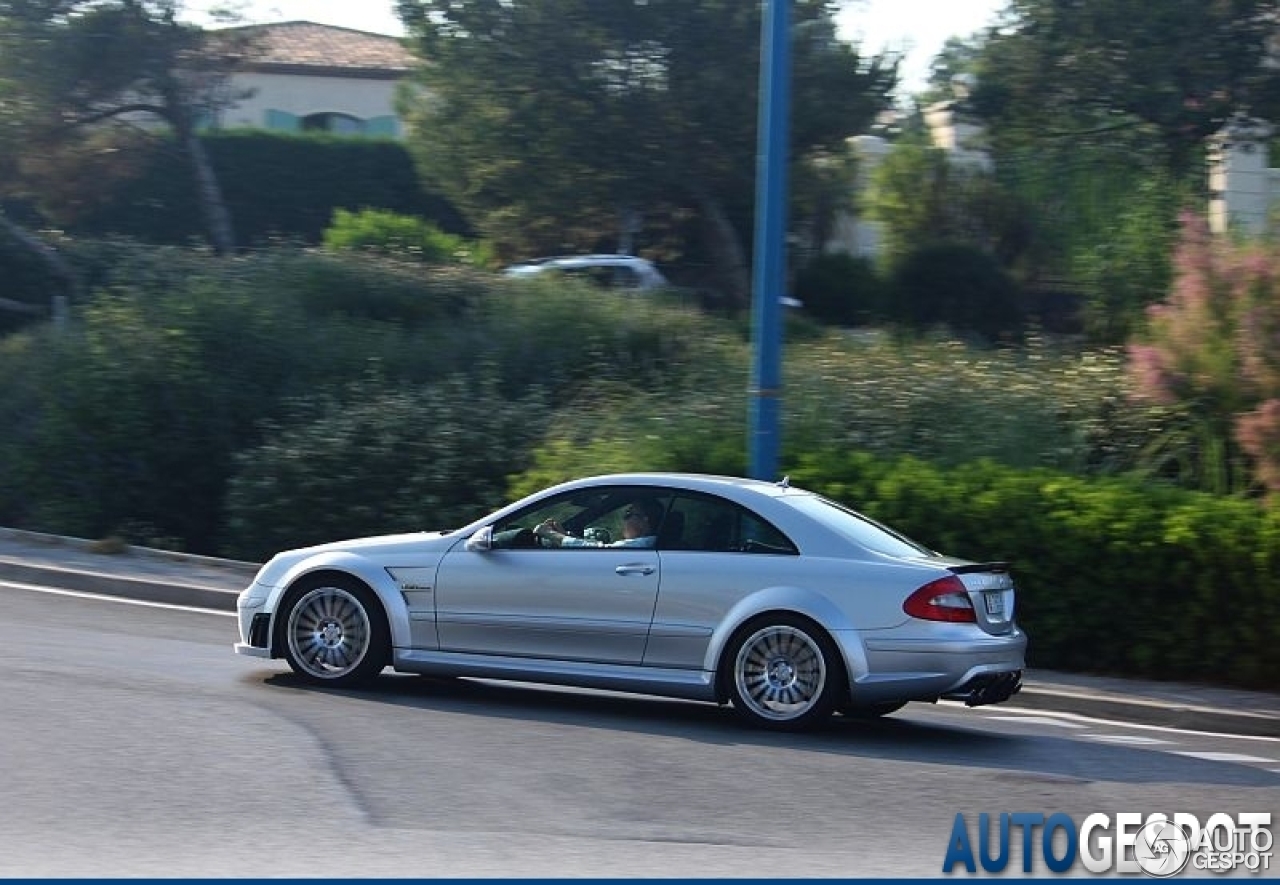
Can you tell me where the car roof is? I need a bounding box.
[550,472,804,500]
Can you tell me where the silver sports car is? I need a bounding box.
[234,473,1027,730]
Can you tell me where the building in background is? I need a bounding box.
[210,22,413,137]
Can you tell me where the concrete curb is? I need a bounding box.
[0,559,240,612]
[0,526,260,572]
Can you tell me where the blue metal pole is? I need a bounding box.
[748,0,791,480]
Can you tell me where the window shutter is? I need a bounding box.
[365,115,401,137]
[265,109,301,131]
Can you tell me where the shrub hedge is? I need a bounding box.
[785,451,1280,689]
[63,131,465,246]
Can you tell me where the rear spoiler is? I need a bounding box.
[948,562,1010,575]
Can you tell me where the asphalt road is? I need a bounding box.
[3,582,1278,878]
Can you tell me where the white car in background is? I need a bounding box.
[503,253,803,307]
[503,254,670,291]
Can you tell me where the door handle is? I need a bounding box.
[615,564,655,576]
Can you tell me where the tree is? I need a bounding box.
[395,0,897,307]
[0,0,242,256]
[968,0,1280,175]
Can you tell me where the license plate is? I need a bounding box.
[984,592,1004,617]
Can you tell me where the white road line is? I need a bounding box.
[964,702,1280,743]
[1173,751,1277,764]
[0,579,234,617]
[984,715,1086,729]
[1084,733,1173,745]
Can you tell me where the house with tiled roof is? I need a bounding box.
[210,21,415,137]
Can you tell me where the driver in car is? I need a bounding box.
[533,499,663,548]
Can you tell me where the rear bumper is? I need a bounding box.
[850,627,1027,706]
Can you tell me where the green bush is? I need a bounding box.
[322,208,494,267]
[62,131,465,246]
[223,374,548,560]
[786,450,1280,689]
[889,241,1024,341]
[793,253,887,326]
[1069,173,1184,345]
[0,246,488,552]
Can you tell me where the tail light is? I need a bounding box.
[903,575,976,623]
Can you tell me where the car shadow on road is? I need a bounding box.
[254,670,1276,788]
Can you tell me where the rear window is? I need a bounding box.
[782,494,935,558]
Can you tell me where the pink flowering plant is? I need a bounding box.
[1127,212,1280,496]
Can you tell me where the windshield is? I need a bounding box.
[782,494,935,558]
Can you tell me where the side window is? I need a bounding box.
[489,487,671,549]
[662,494,797,554]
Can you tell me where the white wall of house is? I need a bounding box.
[824,134,890,258]
[217,71,402,136]
[1208,116,1276,236]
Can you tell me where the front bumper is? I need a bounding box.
[234,583,273,658]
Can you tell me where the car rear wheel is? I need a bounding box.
[725,616,841,731]
[281,576,389,686]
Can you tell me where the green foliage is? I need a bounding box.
[508,389,747,501]
[1068,173,1185,344]
[0,244,486,551]
[887,241,1023,341]
[863,141,954,269]
[785,450,1280,688]
[223,374,548,560]
[784,335,1151,475]
[864,139,1033,280]
[474,273,733,402]
[792,253,887,326]
[322,207,492,267]
[967,0,1280,175]
[398,0,897,279]
[64,132,464,246]
[510,333,1154,490]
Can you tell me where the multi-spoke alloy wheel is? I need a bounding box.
[728,618,839,730]
[281,578,388,686]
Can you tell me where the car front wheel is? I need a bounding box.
[725,616,841,730]
[281,576,389,686]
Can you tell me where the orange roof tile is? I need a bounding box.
[218,21,415,77]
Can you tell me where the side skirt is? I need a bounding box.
[392,648,718,702]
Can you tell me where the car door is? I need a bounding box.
[432,487,666,664]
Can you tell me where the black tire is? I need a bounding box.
[840,701,907,719]
[723,614,843,731]
[279,574,390,687]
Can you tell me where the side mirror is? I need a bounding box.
[465,526,493,552]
